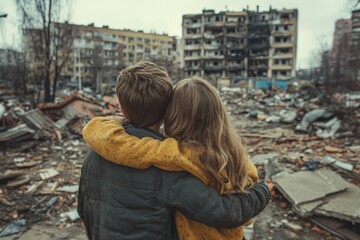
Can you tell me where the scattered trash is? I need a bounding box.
[6,174,31,188]
[60,209,80,221]
[279,110,297,123]
[295,109,333,132]
[0,88,358,239]
[45,196,59,208]
[0,219,26,237]
[39,168,60,180]
[57,185,79,193]
[321,156,354,171]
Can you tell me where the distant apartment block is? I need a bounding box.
[25,23,177,90]
[182,7,298,81]
[330,9,360,82]
[330,19,352,81]
[350,9,360,80]
[0,48,24,87]
[0,49,22,66]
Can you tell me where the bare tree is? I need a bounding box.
[150,56,182,82]
[16,0,73,102]
[349,0,360,9]
[81,44,125,93]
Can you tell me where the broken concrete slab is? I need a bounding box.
[60,209,80,221]
[281,219,303,232]
[0,124,36,142]
[321,156,354,171]
[272,168,349,206]
[251,152,278,165]
[0,219,26,237]
[279,110,297,123]
[316,117,341,139]
[0,224,87,240]
[6,174,30,188]
[295,109,333,132]
[310,216,360,240]
[273,167,360,224]
[13,108,60,132]
[39,168,60,180]
[0,171,24,182]
[315,186,360,224]
[56,185,79,193]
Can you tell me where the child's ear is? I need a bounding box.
[120,106,129,119]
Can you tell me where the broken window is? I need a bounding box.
[227,28,235,33]
[281,14,290,20]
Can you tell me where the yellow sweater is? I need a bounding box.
[82,117,259,240]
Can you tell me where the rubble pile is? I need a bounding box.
[0,92,120,237]
[222,88,360,240]
[0,87,359,239]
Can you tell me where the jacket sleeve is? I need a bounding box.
[166,172,271,228]
[82,117,208,183]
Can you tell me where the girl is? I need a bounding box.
[83,77,259,240]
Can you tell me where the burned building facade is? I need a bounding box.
[182,7,298,82]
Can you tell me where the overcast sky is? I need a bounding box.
[0,0,353,69]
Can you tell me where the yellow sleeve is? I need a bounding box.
[82,117,208,183]
[243,159,259,226]
[247,160,259,182]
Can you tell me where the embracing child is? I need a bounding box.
[83,74,266,239]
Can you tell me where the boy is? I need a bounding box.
[78,61,270,240]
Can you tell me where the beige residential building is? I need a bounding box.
[27,22,177,92]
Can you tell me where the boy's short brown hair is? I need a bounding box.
[115,61,173,127]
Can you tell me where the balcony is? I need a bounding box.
[228,64,246,70]
[204,44,220,50]
[271,42,294,48]
[204,33,216,39]
[248,33,270,39]
[249,64,268,70]
[203,55,224,60]
[204,65,224,71]
[352,21,360,29]
[272,31,294,36]
[186,65,201,70]
[249,43,269,50]
[226,43,246,49]
[280,19,296,25]
[184,55,203,61]
[272,53,294,59]
[183,22,202,28]
[184,44,202,50]
[204,22,224,28]
[184,34,202,39]
[272,64,293,70]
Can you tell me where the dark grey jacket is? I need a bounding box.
[77,124,270,240]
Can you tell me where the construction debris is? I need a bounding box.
[272,168,360,222]
[221,87,360,239]
[0,87,358,239]
[0,219,26,237]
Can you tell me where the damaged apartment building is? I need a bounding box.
[24,23,177,93]
[182,7,298,83]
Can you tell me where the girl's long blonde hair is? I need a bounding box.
[164,77,253,193]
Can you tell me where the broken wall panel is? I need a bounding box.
[273,168,350,206]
